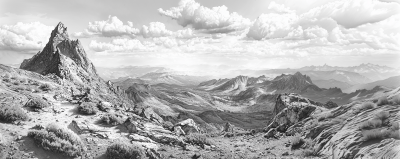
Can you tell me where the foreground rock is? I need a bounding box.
[264,93,325,138]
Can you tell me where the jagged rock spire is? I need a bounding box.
[20,22,98,81]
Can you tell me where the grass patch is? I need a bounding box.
[0,104,28,123]
[27,123,85,157]
[78,102,98,115]
[105,142,146,159]
[101,113,125,125]
[376,96,389,106]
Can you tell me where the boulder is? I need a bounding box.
[325,100,338,109]
[175,119,200,134]
[173,126,186,136]
[68,120,99,134]
[128,134,154,143]
[123,118,139,133]
[140,108,163,123]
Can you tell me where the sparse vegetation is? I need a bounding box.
[184,133,213,148]
[39,83,52,91]
[375,111,390,121]
[391,95,400,105]
[361,129,389,141]
[359,102,376,110]
[101,113,125,125]
[359,119,382,130]
[105,142,146,159]
[26,96,50,109]
[78,102,98,115]
[0,104,28,122]
[376,96,389,106]
[291,136,305,149]
[27,123,85,157]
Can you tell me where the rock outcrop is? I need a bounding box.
[264,93,324,138]
[174,119,200,135]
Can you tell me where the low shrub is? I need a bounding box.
[184,133,213,147]
[105,142,146,159]
[391,95,400,105]
[301,147,320,157]
[359,102,376,110]
[26,97,50,109]
[0,104,28,122]
[12,81,20,85]
[78,102,98,115]
[361,129,389,141]
[27,123,85,157]
[291,136,305,149]
[359,119,382,130]
[101,113,125,125]
[376,96,389,106]
[375,111,390,121]
[39,83,52,91]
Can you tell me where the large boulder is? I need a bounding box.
[68,120,99,134]
[174,119,200,135]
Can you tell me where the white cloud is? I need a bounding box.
[89,38,153,52]
[73,15,139,38]
[0,22,53,52]
[140,22,173,38]
[268,1,295,14]
[158,0,251,33]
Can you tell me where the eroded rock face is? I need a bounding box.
[265,93,321,135]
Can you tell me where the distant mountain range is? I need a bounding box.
[299,63,400,81]
[343,75,400,93]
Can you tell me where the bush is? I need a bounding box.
[2,78,10,82]
[375,111,390,121]
[359,119,382,130]
[78,102,98,115]
[361,129,389,141]
[12,81,20,85]
[39,83,52,91]
[162,121,174,130]
[291,136,304,149]
[184,133,213,147]
[359,102,376,110]
[391,95,400,105]
[0,104,28,122]
[377,96,389,106]
[105,142,146,159]
[26,97,50,109]
[28,123,85,157]
[101,113,124,125]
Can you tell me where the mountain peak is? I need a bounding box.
[20,22,98,81]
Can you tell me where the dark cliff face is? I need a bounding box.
[20,22,97,81]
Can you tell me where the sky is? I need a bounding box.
[0,0,399,75]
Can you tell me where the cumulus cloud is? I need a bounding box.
[0,22,53,52]
[140,22,173,38]
[246,0,400,51]
[158,0,251,33]
[89,38,153,52]
[73,15,139,38]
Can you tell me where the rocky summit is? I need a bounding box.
[1,22,400,159]
[20,22,97,82]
